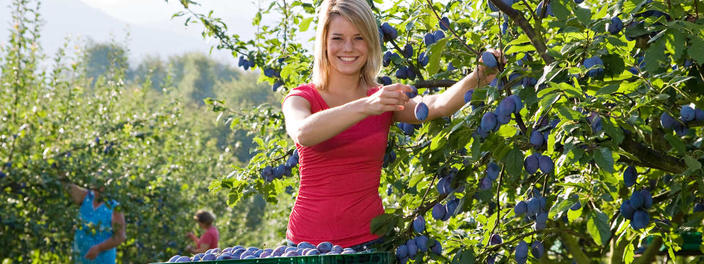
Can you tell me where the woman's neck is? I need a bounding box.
[326,72,364,97]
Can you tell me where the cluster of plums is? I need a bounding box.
[514,192,548,231]
[261,149,299,182]
[620,188,653,230]
[167,241,360,262]
[660,105,704,136]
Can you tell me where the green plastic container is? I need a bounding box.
[152,252,393,264]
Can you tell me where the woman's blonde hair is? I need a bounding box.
[312,0,381,91]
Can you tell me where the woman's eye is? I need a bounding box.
[355,37,364,40]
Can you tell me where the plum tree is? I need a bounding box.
[172,0,704,263]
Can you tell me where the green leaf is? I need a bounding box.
[370,213,397,236]
[624,243,635,264]
[644,37,667,73]
[574,7,592,26]
[587,210,611,246]
[430,132,448,151]
[428,37,450,75]
[540,93,561,110]
[684,155,702,171]
[689,36,704,65]
[299,17,314,32]
[601,117,624,145]
[451,248,476,264]
[549,197,578,218]
[593,147,614,173]
[504,147,524,179]
[551,0,570,21]
[664,134,686,155]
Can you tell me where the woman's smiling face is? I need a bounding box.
[326,15,369,78]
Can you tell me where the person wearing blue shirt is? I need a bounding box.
[64,180,126,264]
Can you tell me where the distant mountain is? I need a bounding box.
[0,0,235,65]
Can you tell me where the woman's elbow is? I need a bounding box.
[290,128,315,147]
[117,233,127,244]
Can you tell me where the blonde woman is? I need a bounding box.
[282,0,501,250]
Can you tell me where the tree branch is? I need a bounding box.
[635,236,662,264]
[560,232,591,264]
[414,79,457,88]
[619,133,686,174]
[488,0,554,64]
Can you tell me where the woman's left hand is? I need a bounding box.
[474,49,505,87]
[85,245,100,260]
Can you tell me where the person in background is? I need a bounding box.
[186,210,219,253]
[64,179,126,264]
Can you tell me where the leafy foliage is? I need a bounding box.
[174,0,704,262]
[0,0,290,263]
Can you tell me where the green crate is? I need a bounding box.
[152,252,393,264]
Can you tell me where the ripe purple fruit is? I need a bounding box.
[527,197,541,216]
[660,112,678,130]
[631,210,649,229]
[464,90,473,104]
[515,240,529,263]
[416,235,429,251]
[490,234,502,245]
[640,189,653,209]
[498,96,517,117]
[482,51,498,68]
[507,95,522,113]
[445,198,459,217]
[424,33,436,46]
[583,56,604,78]
[620,200,635,219]
[530,130,544,147]
[383,51,392,67]
[403,44,414,58]
[524,153,540,174]
[405,85,418,99]
[317,242,332,253]
[431,240,443,255]
[439,17,450,31]
[694,203,704,212]
[608,17,624,35]
[380,23,398,42]
[406,239,418,258]
[681,105,696,122]
[480,176,492,190]
[623,166,637,187]
[531,241,544,258]
[395,245,408,259]
[412,215,426,233]
[433,30,445,41]
[514,201,527,216]
[630,191,644,209]
[486,162,500,181]
[415,102,429,121]
[418,52,429,67]
[696,109,704,121]
[380,76,392,86]
[481,112,498,132]
[432,203,447,220]
[538,155,554,174]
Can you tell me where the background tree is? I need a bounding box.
[0,0,289,263]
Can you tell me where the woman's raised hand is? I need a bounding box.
[362,84,414,115]
[474,48,505,87]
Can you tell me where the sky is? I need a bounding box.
[0,0,283,66]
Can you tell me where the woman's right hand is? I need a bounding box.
[363,84,413,115]
[186,232,197,241]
